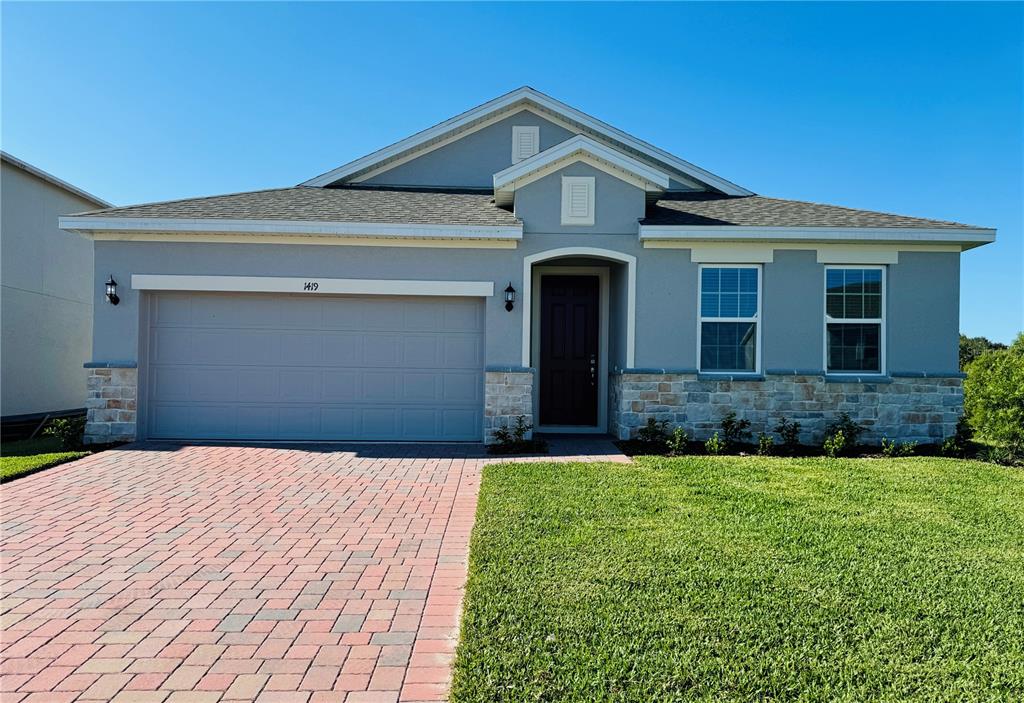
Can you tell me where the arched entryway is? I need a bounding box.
[521,247,636,432]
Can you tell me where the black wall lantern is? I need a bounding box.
[105,275,120,306]
[504,282,516,311]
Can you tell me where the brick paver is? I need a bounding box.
[1,438,627,702]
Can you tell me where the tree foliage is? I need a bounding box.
[959,334,1007,370]
[963,333,1024,458]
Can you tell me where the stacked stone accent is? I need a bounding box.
[610,372,962,445]
[484,369,534,444]
[85,365,138,444]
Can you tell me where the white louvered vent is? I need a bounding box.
[560,176,595,226]
[511,126,540,163]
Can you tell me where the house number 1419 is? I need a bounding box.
[303,281,319,292]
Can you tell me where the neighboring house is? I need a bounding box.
[59,87,994,445]
[1,152,110,430]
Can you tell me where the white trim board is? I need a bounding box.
[131,275,495,298]
[639,225,995,249]
[521,246,636,368]
[60,216,523,241]
[1,151,112,208]
[493,134,670,206]
[88,232,518,249]
[531,266,610,433]
[301,87,751,195]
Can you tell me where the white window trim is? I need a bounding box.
[696,264,763,374]
[511,125,540,164]
[560,176,595,226]
[822,264,887,376]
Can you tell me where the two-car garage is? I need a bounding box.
[142,291,485,442]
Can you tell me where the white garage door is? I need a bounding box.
[145,292,484,441]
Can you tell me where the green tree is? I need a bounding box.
[963,333,1024,457]
[959,334,1007,370]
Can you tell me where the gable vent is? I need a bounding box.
[561,176,595,226]
[511,126,540,163]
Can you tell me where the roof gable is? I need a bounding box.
[492,135,670,207]
[301,87,752,196]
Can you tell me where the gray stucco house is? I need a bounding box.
[60,87,994,445]
[2,152,110,428]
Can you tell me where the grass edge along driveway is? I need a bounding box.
[451,456,1024,702]
[0,437,89,482]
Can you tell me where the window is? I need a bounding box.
[824,266,884,373]
[699,266,760,372]
[511,126,539,163]
[560,176,595,226]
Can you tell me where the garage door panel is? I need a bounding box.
[362,335,401,366]
[147,293,483,441]
[237,370,279,402]
[444,336,482,367]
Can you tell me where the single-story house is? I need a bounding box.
[60,87,995,445]
[2,152,110,432]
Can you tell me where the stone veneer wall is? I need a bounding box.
[610,372,962,445]
[484,369,534,444]
[84,365,138,444]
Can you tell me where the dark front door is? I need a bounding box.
[539,275,599,426]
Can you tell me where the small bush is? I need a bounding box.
[666,427,689,456]
[964,333,1024,461]
[42,416,86,450]
[979,444,1021,467]
[705,432,724,455]
[826,413,867,449]
[823,430,847,458]
[636,418,671,446]
[720,412,752,448]
[757,433,774,456]
[881,437,917,457]
[489,416,547,455]
[773,417,802,455]
[941,416,973,458]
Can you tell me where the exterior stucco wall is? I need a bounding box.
[362,110,575,188]
[1,161,97,417]
[888,252,960,374]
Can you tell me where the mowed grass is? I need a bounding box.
[0,437,89,482]
[451,456,1024,702]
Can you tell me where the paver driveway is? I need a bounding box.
[0,443,493,703]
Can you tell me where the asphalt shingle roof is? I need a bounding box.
[643,193,984,229]
[74,185,521,227]
[73,185,985,232]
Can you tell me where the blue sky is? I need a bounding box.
[3,2,1021,342]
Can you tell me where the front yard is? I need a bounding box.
[452,456,1024,702]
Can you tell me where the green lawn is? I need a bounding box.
[452,456,1024,702]
[0,437,89,482]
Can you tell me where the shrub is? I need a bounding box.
[705,432,724,455]
[636,418,671,446]
[826,413,867,449]
[941,416,973,458]
[979,444,1021,467]
[757,433,774,456]
[773,417,802,455]
[823,430,847,458]
[720,412,752,448]
[490,416,547,455]
[963,333,1024,460]
[666,427,689,456]
[881,437,917,457]
[43,416,86,450]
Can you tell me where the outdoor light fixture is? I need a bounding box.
[504,282,516,311]
[105,275,120,306]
